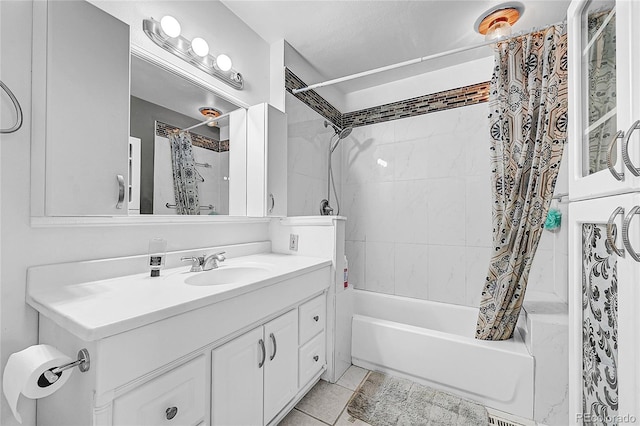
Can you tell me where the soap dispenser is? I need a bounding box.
[148,237,167,277]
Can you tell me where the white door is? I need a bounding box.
[43,0,130,215]
[568,0,640,200]
[211,327,264,426]
[569,194,640,425]
[263,310,298,424]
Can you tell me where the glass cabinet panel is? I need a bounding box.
[581,0,617,177]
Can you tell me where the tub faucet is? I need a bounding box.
[203,251,226,270]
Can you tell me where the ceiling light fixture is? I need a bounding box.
[199,107,222,127]
[474,3,523,41]
[143,17,243,90]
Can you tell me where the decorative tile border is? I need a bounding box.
[342,82,490,128]
[285,68,342,128]
[285,67,490,128]
[155,121,228,152]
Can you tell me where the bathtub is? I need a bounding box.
[351,290,534,418]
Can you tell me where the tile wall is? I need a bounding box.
[340,106,569,307]
[286,92,341,216]
[341,104,493,306]
[286,65,568,307]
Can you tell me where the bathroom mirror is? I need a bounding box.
[31,0,250,220]
[130,53,243,215]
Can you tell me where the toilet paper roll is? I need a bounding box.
[3,345,74,424]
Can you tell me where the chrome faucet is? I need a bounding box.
[203,251,226,270]
[181,251,226,272]
[181,255,204,272]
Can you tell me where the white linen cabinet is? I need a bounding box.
[569,195,640,425]
[568,0,640,200]
[568,1,640,424]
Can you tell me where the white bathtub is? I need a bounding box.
[351,290,534,418]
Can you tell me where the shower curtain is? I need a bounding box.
[476,24,568,340]
[168,131,201,215]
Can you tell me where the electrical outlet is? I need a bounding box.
[289,234,299,251]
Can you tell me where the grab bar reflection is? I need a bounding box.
[165,202,215,211]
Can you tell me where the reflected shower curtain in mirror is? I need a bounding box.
[476,25,568,340]
[168,131,201,215]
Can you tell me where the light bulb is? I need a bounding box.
[485,19,511,41]
[160,16,181,38]
[216,54,232,72]
[191,37,209,57]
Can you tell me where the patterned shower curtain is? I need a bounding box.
[475,25,568,340]
[168,131,201,215]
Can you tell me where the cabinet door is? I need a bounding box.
[265,104,288,217]
[568,0,640,200]
[211,327,264,426]
[263,310,298,424]
[246,103,287,217]
[41,0,130,215]
[569,195,640,424]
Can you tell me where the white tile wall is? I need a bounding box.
[286,92,338,216]
[340,102,569,307]
[286,85,568,307]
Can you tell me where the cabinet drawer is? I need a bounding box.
[299,294,326,344]
[113,355,206,426]
[298,332,326,387]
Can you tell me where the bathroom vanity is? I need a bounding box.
[26,245,330,426]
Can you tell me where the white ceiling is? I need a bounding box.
[221,0,570,93]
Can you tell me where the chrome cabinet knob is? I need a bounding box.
[313,355,319,362]
[313,315,319,322]
[166,406,178,420]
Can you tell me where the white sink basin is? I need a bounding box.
[185,265,273,286]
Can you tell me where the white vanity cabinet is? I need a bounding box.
[31,255,331,426]
[247,103,288,217]
[568,0,640,200]
[211,310,299,425]
[32,0,130,216]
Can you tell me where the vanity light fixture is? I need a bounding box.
[474,3,523,41]
[143,17,243,90]
[160,15,181,38]
[216,54,232,72]
[190,37,210,57]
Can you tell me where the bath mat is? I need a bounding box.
[346,372,489,426]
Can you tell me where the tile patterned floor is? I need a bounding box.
[279,365,373,426]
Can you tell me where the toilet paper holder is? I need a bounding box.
[42,349,90,385]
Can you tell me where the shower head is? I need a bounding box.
[338,127,352,139]
[324,120,352,152]
[324,120,352,138]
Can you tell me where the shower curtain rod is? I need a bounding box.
[292,21,564,95]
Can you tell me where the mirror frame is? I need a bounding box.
[30,2,259,226]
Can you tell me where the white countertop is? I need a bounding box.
[27,253,331,341]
